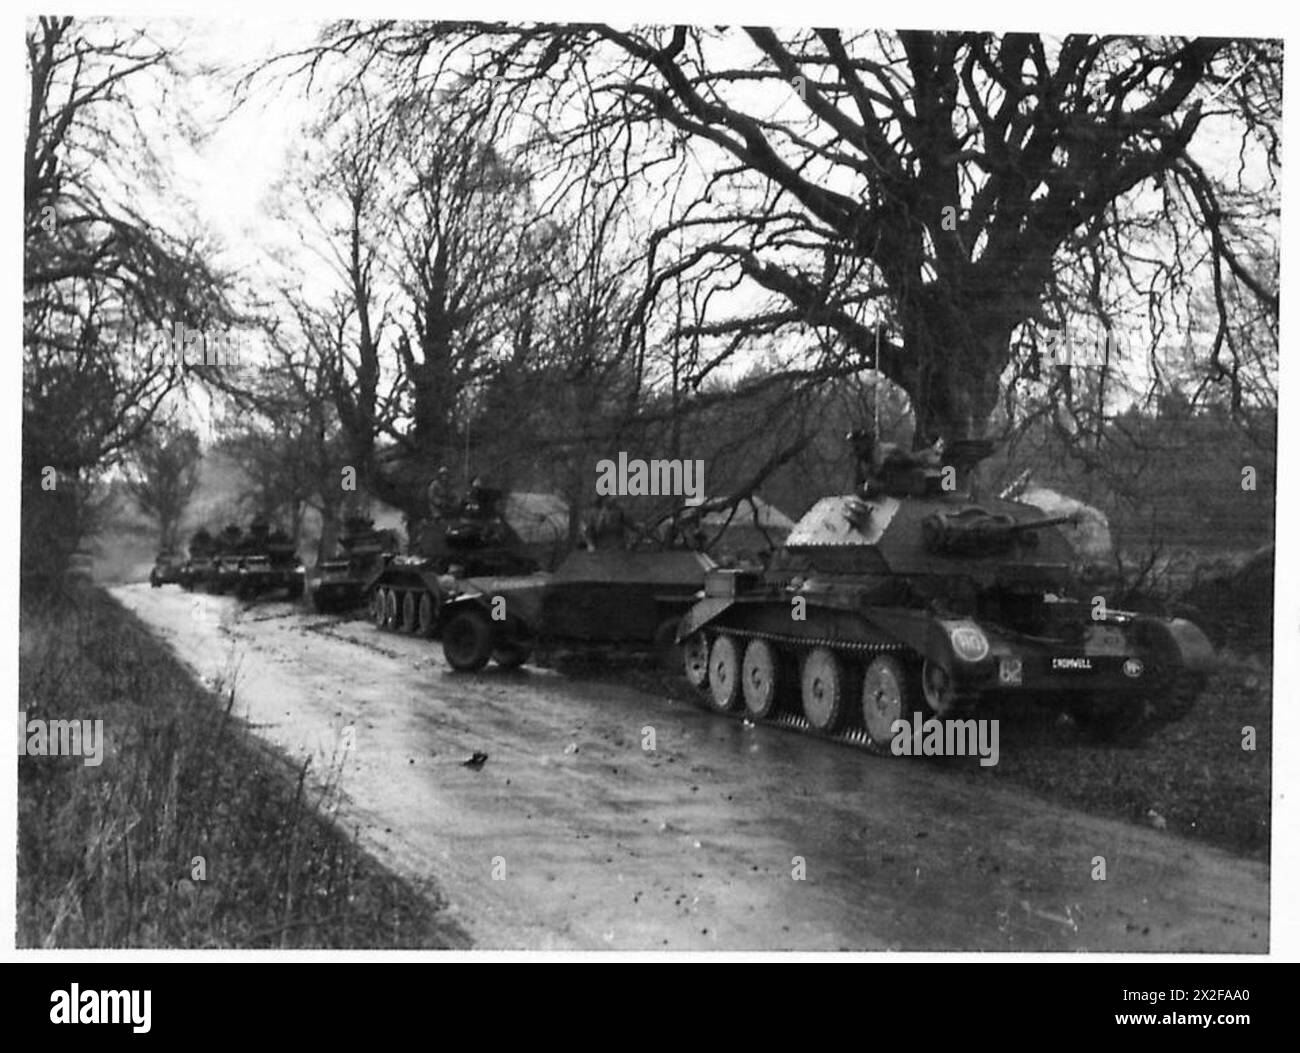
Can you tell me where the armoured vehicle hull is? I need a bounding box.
[366,557,462,636]
[179,556,215,591]
[678,479,1214,747]
[367,491,544,634]
[235,554,306,601]
[311,558,379,611]
[436,548,714,671]
[207,555,244,595]
[150,553,185,587]
[310,519,395,613]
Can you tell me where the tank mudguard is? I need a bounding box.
[1135,615,1217,676]
[676,597,735,642]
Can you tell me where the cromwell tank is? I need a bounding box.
[233,518,306,601]
[310,514,397,613]
[207,524,245,594]
[367,484,542,636]
[677,439,1215,746]
[179,528,217,591]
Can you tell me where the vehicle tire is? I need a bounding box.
[401,590,419,634]
[920,659,958,716]
[493,643,532,669]
[862,654,915,748]
[286,576,304,600]
[443,610,494,672]
[707,634,743,712]
[382,587,399,630]
[369,588,385,628]
[741,639,782,719]
[801,647,848,733]
[683,632,710,690]
[417,590,439,638]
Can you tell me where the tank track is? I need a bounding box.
[688,626,916,755]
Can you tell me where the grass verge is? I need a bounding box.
[18,583,471,948]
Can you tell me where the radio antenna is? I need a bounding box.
[873,322,881,442]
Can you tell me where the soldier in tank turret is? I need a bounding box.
[848,429,876,490]
[462,475,496,518]
[427,467,458,521]
[581,496,629,551]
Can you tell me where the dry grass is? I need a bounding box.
[18,583,470,948]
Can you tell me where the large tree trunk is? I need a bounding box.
[899,292,1010,447]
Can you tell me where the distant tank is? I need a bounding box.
[207,524,245,594]
[179,528,216,591]
[677,438,1215,745]
[232,518,305,601]
[149,551,185,588]
[309,514,397,613]
[367,483,542,635]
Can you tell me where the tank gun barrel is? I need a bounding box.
[921,508,1078,556]
[1005,511,1079,534]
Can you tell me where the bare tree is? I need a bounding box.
[302,25,1279,448]
[125,427,202,551]
[23,16,232,576]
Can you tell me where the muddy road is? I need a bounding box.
[111,584,1267,952]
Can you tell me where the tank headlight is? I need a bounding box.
[948,623,990,663]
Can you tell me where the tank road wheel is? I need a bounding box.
[401,590,419,634]
[417,591,439,638]
[920,660,958,716]
[741,639,782,720]
[369,588,385,628]
[442,609,494,672]
[382,587,399,630]
[707,634,743,712]
[862,654,915,748]
[801,648,848,733]
[683,633,710,690]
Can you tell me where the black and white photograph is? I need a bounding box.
[12,1,1288,970]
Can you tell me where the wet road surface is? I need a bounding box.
[112,584,1268,951]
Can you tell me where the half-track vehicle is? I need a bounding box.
[437,547,715,671]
